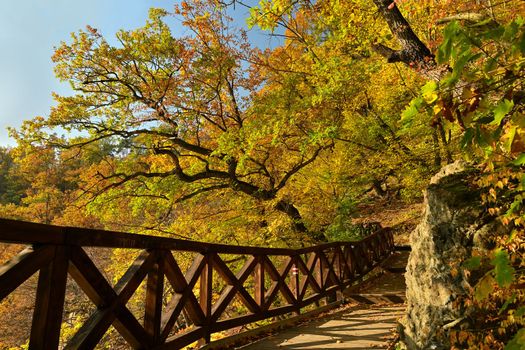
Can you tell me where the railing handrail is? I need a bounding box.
[0,217,378,255]
[0,218,395,350]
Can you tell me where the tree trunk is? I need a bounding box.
[371,0,449,81]
[275,199,327,242]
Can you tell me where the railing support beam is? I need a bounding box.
[29,246,69,350]
[199,255,213,345]
[145,249,165,344]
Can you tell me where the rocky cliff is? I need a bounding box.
[401,162,503,349]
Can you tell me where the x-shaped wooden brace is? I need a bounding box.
[66,247,155,349]
[210,254,260,322]
[160,252,207,342]
[297,253,322,301]
[262,256,295,310]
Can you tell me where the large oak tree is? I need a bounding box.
[14,1,337,242]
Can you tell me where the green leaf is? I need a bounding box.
[475,274,495,301]
[463,256,481,270]
[491,249,515,288]
[421,81,438,103]
[516,307,525,317]
[505,328,525,350]
[503,126,518,153]
[503,21,520,42]
[512,153,525,166]
[517,30,525,55]
[491,99,515,125]
[460,128,474,149]
[437,21,460,63]
[445,51,482,86]
[498,293,516,315]
[506,198,522,216]
[401,97,424,129]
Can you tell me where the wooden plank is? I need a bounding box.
[67,247,113,307]
[0,218,65,245]
[29,246,69,350]
[0,218,296,255]
[211,313,259,333]
[261,257,294,309]
[0,219,391,257]
[144,250,165,344]
[317,250,340,289]
[254,256,264,308]
[211,285,234,319]
[113,307,153,349]
[316,251,324,290]
[334,246,345,282]
[299,292,327,308]
[292,256,300,303]
[199,255,213,344]
[295,242,340,254]
[341,246,354,281]
[159,326,206,350]
[0,245,54,301]
[202,301,343,350]
[262,256,295,309]
[212,305,297,333]
[0,219,400,350]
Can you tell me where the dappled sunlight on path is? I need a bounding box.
[239,304,404,349]
[239,252,409,349]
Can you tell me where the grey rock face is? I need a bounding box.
[401,161,499,349]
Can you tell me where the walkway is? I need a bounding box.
[238,251,409,350]
[238,304,404,349]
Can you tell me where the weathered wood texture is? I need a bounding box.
[0,218,394,350]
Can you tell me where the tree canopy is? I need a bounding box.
[1,0,525,347]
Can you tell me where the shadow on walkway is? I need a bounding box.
[238,304,404,350]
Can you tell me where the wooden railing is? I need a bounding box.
[0,218,394,349]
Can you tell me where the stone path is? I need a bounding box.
[238,304,404,350]
[238,251,409,350]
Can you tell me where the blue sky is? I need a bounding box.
[0,0,273,146]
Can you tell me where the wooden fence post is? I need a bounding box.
[29,245,69,350]
[144,250,165,345]
[291,255,301,315]
[254,256,264,308]
[199,254,213,344]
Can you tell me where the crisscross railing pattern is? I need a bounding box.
[0,218,394,349]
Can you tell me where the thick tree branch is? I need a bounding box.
[95,170,175,194]
[175,184,230,203]
[372,0,433,65]
[370,0,454,82]
[153,148,230,182]
[371,43,402,63]
[436,12,498,27]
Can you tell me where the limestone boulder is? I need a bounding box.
[401,161,502,349]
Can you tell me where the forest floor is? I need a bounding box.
[353,199,423,245]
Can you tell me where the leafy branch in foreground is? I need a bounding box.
[407,12,525,348]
